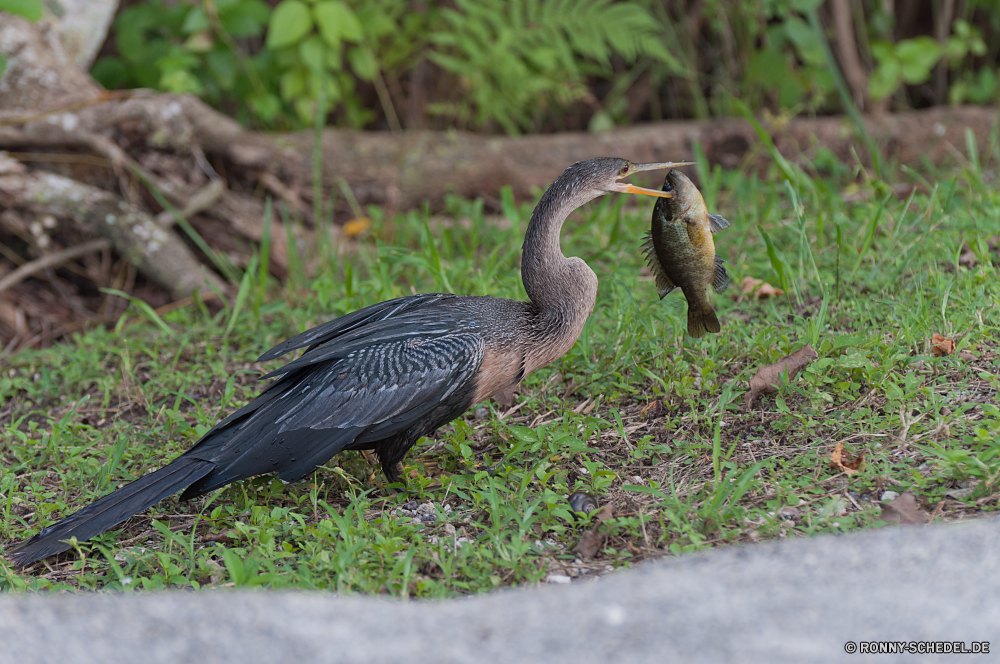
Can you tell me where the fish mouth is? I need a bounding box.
[611,161,695,198]
[664,168,698,214]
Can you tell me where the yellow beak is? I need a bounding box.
[612,161,695,199]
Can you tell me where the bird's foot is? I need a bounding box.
[382,461,409,495]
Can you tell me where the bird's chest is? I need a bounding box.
[471,343,526,404]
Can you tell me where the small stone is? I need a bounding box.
[777,506,801,521]
[474,407,488,420]
[568,491,598,515]
[546,574,572,584]
[881,490,899,502]
[443,523,456,536]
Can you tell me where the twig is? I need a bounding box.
[0,238,111,295]
[0,90,140,127]
[935,0,956,104]
[258,172,310,221]
[3,152,112,168]
[154,178,227,228]
[830,0,869,110]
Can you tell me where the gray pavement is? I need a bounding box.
[2,516,998,663]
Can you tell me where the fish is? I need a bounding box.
[642,169,730,338]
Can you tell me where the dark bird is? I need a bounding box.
[5,156,686,568]
[642,168,730,338]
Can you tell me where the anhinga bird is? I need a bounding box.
[5,157,689,567]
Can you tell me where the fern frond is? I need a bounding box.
[427,0,680,133]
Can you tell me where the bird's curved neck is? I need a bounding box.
[521,181,596,313]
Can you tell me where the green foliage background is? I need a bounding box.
[72,0,1000,133]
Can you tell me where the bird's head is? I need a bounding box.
[547,157,695,209]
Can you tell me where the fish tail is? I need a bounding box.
[687,305,721,339]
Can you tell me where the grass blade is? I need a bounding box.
[102,288,175,337]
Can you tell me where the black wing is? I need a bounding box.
[257,293,454,362]
[179,299,484,497]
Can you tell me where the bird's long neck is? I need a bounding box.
[520,178,599,372]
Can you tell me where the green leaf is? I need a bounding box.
[159,68,203,94]
[220,0,270,37]
[747,47,787,88]
[896,37,941,84]
[833,334,866,350]
[347,46,377,81]
[588,110,614,133]
[181,7,210,34]
[266,0,313,49]
[90,57,130,89]
[298,34,327,71]
[869,59,901,101]
[249,92,281,123]
[0,0,43,21]
[869,40,894,63]
[206,50,237,89]
[0,53,7,80]
[784,16,824,67]
[280,68,307,101]
[221,548,245,585]
[314,1,363,46]
[356,4,395,38]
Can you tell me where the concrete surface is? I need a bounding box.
[2,517,998,663]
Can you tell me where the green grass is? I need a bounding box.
[1,150,999,595]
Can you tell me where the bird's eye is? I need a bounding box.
[620,163,630,176]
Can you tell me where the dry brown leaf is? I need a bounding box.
[744,345,818,408]
[571,503,614,560]
[958,350,976,361]
[958,248,978,269]
[828,441,865,475]
[202,530,240,545]
[931,333,956,357]
[879,492,930,525]
[735,276,785,301]
[342,217,370,238]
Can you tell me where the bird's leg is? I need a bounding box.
[384,461,406,485]
[377,461,408,496]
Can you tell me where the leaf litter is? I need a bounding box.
[744,345,818,408]
[828,441,865,475]
[879,493,931,525]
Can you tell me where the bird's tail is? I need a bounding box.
[4,457,213,568]
[687,305,721,339]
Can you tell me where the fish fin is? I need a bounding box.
[687,306,721,338]
[712,255,730,293]
[708,214,731,233]
[642,233,676,298]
